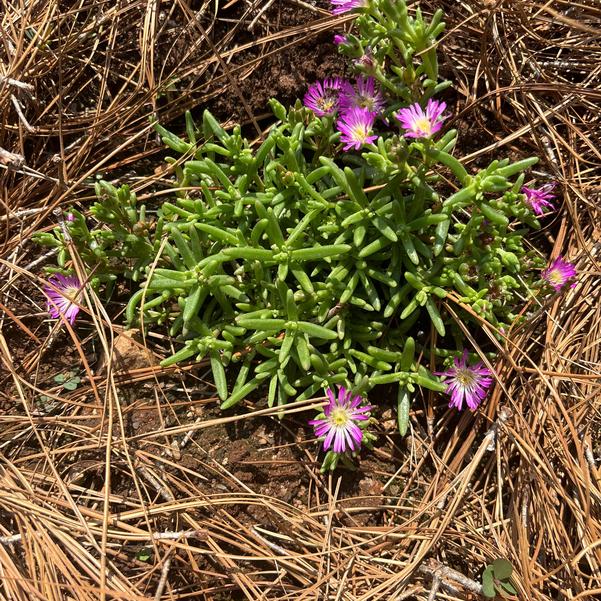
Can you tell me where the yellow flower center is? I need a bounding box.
[63,285,80,301]
[317,94,337,113]
[351,124,369,142]
[330,407,350,427]
[414,117,432,135]
[358,96,374,111]
[548,270,563,285]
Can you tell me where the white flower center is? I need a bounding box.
[455,367,476,388]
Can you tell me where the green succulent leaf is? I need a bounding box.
[397,386,411,436]
[210,350,228,400]
[41,4,548,425]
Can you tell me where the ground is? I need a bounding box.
[0,1,600,600]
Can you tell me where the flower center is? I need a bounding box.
[351,124,369,142]
[548,269,564,285]
[414,117,432,135]
[330,407,350,427]
[63,285,79,300]
[317,93,337,113]
[357,95,374,110]
[455,367,476,388]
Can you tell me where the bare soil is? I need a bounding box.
[1,1,600,599]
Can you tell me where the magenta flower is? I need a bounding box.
[339,77,386,113]
[303,78,343,117]
[310,386,372,453]
[436,350,493,411]
[331,0,366,15]
[396,99,448,139]
[43,274,83,325]
[336,107,378,151]
[333,34,348,45]
[521,184,555,216]
[541,256,577,291]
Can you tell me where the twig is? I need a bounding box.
[23,248,59,272]
[153,553,173,601]
[486,405,513,452]
[0,533,22,545]
[0,74,34,93]
[152,529,206,541]
[10,94,36,133]
[248,0,276,31]
[0,147,25,168]
[427,572,442,601]
[419,559,483,596]
[0,207,49,223]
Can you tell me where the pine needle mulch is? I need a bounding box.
[1,1,600,599]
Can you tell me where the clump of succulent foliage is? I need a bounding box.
[36,0,554,432]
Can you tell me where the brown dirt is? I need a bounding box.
[1,1,600,599]
[0,17,530,592]
[0,0,418,537]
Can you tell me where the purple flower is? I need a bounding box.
[333,34,348,45]
[66,212,75,222]
[43,274,82,325]
[541,256,577,291]
[339,77,386,114]
[436,350,493,411]
[336,107,378,151]
[396,99,448,139]
[303,78,343,117]
[309,386,372,453]
[331,0,366,15]
[521,184,555,216]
